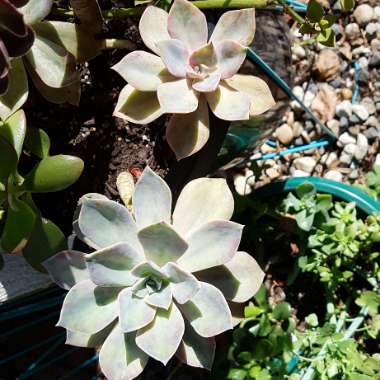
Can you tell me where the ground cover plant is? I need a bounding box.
[2,0,376,379]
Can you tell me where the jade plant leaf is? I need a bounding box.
[42,166,265,379]
[24,126,50,158]
[22,155,84,193]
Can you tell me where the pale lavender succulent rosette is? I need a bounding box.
[44,167,264,380]
[112,0,275,160]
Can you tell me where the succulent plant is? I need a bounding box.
[0,109,84,269]
[112,0,275,160]
[0,0,34,95]
[0,0,104,120]
[43,166,264,379]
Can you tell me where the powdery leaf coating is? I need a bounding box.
[112,0,275,160]
[44,167,265,380]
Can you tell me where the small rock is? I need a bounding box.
[338,131,356,146]
[276,124,294,145]
[292,169,310,177]
[314,50,341,81]
[292,121,303,138]
[326,152,339,168]
[357,68,370,85]
[355,133,368,160]
[327,119,340,135]
[349,115,361,125]
[345,23,361,39]
[352,46,372,57]
[293,157,317,173]
[234,175,251,195]
[371,39,380,51]
[329,77,345,89]
[341,88,353,100]
[344,143,357,156]
[375,153,380,166]
[369,52,380,68]
[353,4,374,26]
[266,168,280,180]
[348,125,360,135]
[365,22,379,40]
[349,169,359,180]
[311,84,338,123]
[340,152,353,165]
[364,126,379,140]
[324,170,343,182]
[361,97,376,115]
[358,56,369,69]
[292,45,306,60]
[375,6,380,21]
[340,116,349,129]
[336,100,353,118]
[352,104,370,121]
[365,115,380,128]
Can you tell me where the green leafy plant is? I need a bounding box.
[0,0,104,120]
[227,286,296,380]
[112,0,275,159]
[43,166,264,380]
[0,0,34,94]
[358,165,380,201]
[0,109,84,269]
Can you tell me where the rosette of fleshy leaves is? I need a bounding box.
[0,0,104,120]
[112,0,275,160]
[0,0,34,95]
[43,166,264,380]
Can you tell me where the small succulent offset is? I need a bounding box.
[44,167,264,379]
[0,0,34,95]
[112,0,275,160]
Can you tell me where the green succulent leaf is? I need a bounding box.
[19,0,53,25]
[356,291,380,316]
[24,126,50,158]
[0,135,18,186]
[23,216,67,272]
[22,154,84,193]
[272,302,291,321]
[340,0,355,11]
[1,198,36,253]
[0,109,26,159]
[316,27,335,47]
[0,58,28,121]
[306,0,324,22]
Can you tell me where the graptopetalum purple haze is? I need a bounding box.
[44,167,265,380]
[112,0,275,160]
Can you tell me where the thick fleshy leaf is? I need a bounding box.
[195,251,264,302]
[210,8,256,46]
[157,78,198,114]
[43,250,89,290]
[145,282,172,310]
[86,242,144,287]
[0,136,17,185]
[131,261,167,279]
[166,95,209,160]
[177,322,215,370]
[57,280,119,334]
[173,178,235,237]
[132,166,172,230]
[77,196,142,253]
[19,0,53,25]
[206,82,250,121]
[0,109,26,159]
[114,84,163,124]
[0,0,26,36]
[136,303,185,364]
[163,262,200,304]
[0,58,28,121]
[167,0,207,51]
[112,51,170,92]
[224,74,275,116]
[177,221,243,272]
[139,5,171,56]
[189,43,217,70]
[156,39,189,78]
[25,60,80,105]
[21,155,84,193]
[192,72,221,93]
[179,282,232,337]
[32,21,104,62]
[66,323,114,348]
[138,222,188,266]
[119,288,156,333]
[99,324,149,380]
[216,40,246,79]
[26,36,77,88]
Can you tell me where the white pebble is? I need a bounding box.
[324,170,343,182]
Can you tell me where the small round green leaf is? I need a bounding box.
[0,110,26,159]
[22,155,84,193]
[24,127,50,158]
[0,136,18,185]
[272,302,292,321]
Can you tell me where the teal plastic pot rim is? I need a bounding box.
[252,176,380,215]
